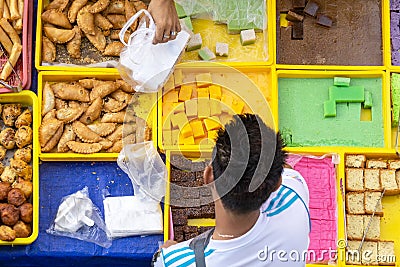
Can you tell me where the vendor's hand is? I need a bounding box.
[160,240,178,249]
[148,0,181,44]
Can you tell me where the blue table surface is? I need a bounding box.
[0,1,163,266]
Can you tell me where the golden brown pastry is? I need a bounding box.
[66,26,82,59]
[9,0,21,20]
[0,145,7,161]
[103,41,124,56]
[2,104,22,127]
[10,159,30,180]
[52,82,90,102]
[78,78,96,89]
[79,97,102,124]
[1,203,20,226]
[133,0,146,12]
[14,146,32,163]
[15,126,33,148]
[87,0,110,13]
[44,0,70,11]
[94,13,113,31]
[103,97,127,113]
[116,79,135,93]
[15,109,32,128]
[0,26,13,55]
[0,128,15,149]
[106,139,122,152]
[12,180,33,199]
[42,35,57,62]
[125,0,137,31]
[42,82,56,116]
[68,0,88,23]
[77,7,95,35]
[66,141,102,154]
[39,118,63,149]
[0,18,21,44]
[57,124,76,152]
[0,182,11,201]
[13,221,31,238]
[43,27,75,44]
[86,123,116,137]
[99,139,113,149]
[8,188,26,206]
[105,0,124,14]
[84,26,106,52]
[42,109,56,122]
[54,98,68,110]
[56,106,85,123]
[106,124,123,142]
[110,29,130,43]
[123,133,136,144]
[111,89,132,103]
[19,203,32,223]
[0,43,22,81]
[101,111,125,123]
[0,225,16,241]
[0,167,17,184]
[72,121,102,143]
[41,124,64,152]
[90,81,118,100]
[41,9,72,29]
[106,14,126,29]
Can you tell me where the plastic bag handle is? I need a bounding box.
[120,9,155,46]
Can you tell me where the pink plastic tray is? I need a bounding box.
[0,0,32,93]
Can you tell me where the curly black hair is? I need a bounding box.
[211,113,287,214]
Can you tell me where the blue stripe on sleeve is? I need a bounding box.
[163,246,192,260]
[267,194,299,217]
[263,186,286,212]
[165,251,195,267]
[175,249,215,267]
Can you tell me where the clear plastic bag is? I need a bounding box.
[117,9,190,93]
[46,187,112,248]
[117,141,166,202]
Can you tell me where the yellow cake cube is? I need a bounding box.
[221,94,233,113]
[190,120,206,138]
[197,88,209,98]
[181,123,193,138]
[171,112,189,130]
[163,116,172,130]
[210,99,222,116]
[204,117,221,131]
[185,100,198,118]
[183,135,195,145]
[163,130,172,145]
[208,130,219,144]
[173,102,185,114]
[209,85,222,100]
[174,69,183,86]
[198,98,210,118]
[179,84,194,102]
[232,98,245,114]
[163,90,179,102]
[196,73,212,87]
[163,102,175,116]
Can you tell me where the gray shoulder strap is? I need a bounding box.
[189,228,214,267]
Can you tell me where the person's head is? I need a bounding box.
[205,114,286,214]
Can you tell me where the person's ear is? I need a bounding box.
[203,165,214,185]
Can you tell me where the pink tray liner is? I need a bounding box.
[288,155,338,264]
[0,0,32,93]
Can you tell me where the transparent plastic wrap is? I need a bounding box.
[117,9,190,93]
[117,141,167,202]
[46,187,112,248]
[176,0,268,62]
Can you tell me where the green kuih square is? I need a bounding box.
[324,100,336,117]
[186,33,202,52]
[329,86,364,103]
[240,29,256,46]
[198,47,216,61]
[228,20,241,34]
[175,2,187,18]
[333,77,351,87]
[364,91,373,108]
[179,17,193,31]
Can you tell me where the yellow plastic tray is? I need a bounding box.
[0,91,39,245]
[275,70,391,149]
[158,63,276,152]
[38,71,157,161]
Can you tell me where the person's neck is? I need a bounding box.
[212,200,260,240]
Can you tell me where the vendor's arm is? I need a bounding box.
[148,0,181,44]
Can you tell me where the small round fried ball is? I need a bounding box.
[19,203,33,223]
[8,188,26,206]
[13,221,31,238]
[0,225,16,241]
[14,146,32,163]
[0,181,11,201]
[12,180,33,199]
[1,204,20,226]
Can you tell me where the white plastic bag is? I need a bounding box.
[47,187,112,248]
[117,9,190,93]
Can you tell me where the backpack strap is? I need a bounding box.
[189,228,215,267]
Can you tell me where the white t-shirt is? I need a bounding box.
[155,168,310,267]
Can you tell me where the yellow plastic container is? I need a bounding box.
[38,71,157,161]
[35,0,273,71]
[158,64,276,152]
[0,91,39,245]
[275,70,391,149]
